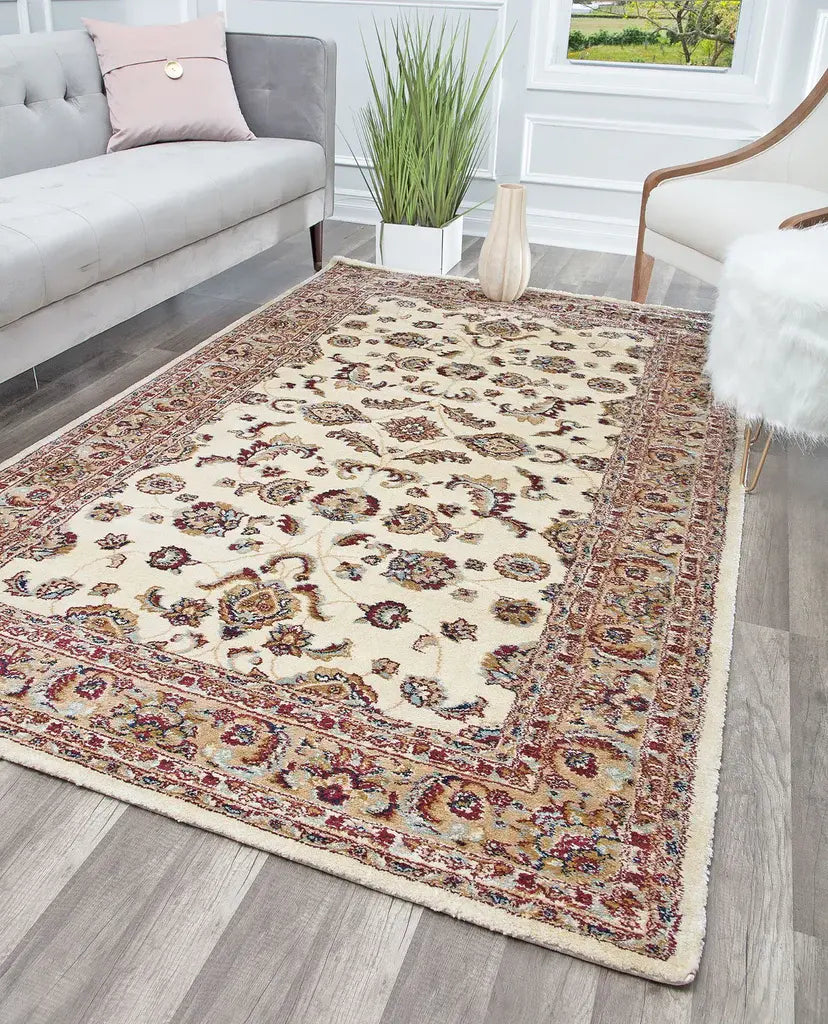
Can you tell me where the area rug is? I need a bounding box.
[0,259,743,984]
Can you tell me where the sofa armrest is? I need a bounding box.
[227,33,336,218]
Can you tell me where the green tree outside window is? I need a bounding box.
[568,1,743,68]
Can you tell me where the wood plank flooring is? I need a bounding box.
[0,222,823,1024]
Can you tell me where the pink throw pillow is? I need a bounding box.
[83,14,254,153]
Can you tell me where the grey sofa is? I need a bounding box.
[0,29,336,384]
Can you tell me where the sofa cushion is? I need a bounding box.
[0,138,325,329]
[0,30,111,178]
[646,178,828,262]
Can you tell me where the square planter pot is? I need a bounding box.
[375,217,464,276]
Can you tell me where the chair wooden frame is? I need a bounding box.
[631,67,828,304]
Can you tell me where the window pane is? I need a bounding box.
[568,1,743,68]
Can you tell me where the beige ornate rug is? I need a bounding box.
[0,259,743,984]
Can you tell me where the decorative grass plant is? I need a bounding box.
[354,18,508,229]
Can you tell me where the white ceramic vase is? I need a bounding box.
[478,184,531,301]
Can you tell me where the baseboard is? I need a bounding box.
[333,188,637,256]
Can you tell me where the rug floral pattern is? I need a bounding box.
[0,262,737,980]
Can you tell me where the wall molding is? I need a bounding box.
[16,0,53,33]
[524,113,758,143]
[16,0,30,33]
[522,172,641,194]
[333,186,637,255]
[335,152,496,182]
[806,11,828,93]
[253,0,505,7]
[520,113,756,191]
[526,63,769,104]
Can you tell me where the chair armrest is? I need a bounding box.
[227,33,336,218]
[780,207,828,230]
[641,143,768,209]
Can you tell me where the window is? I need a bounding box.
[567,2,744,69]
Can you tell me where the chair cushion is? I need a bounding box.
[0,138,325,329]
[646,178,828,262]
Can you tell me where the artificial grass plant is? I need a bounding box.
[353,18,509,229]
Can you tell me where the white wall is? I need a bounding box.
[6,1,828,253]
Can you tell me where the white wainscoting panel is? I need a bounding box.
[522,114,757,192]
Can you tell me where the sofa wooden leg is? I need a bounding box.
[631,250,654,304]
[310,221,324,272]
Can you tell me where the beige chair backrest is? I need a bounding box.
[709,69,828,188]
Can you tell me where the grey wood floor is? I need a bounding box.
[0,221,823,1024]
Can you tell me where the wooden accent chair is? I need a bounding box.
[632,67,828,303]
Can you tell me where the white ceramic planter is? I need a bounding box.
[375,217,464,276]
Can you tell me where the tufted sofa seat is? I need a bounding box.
[0,28,335,382]
[0,140,326,329]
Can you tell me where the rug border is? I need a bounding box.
[0,259,745,985]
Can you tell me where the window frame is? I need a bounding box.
[528,0,780,102]
[562,1,749,75]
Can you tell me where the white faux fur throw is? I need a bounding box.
[706,225,828,441]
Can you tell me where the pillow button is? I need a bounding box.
[164,60,184,80]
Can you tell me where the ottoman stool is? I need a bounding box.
[706,226,828,491]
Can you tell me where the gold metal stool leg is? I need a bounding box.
[741,421,774,493]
